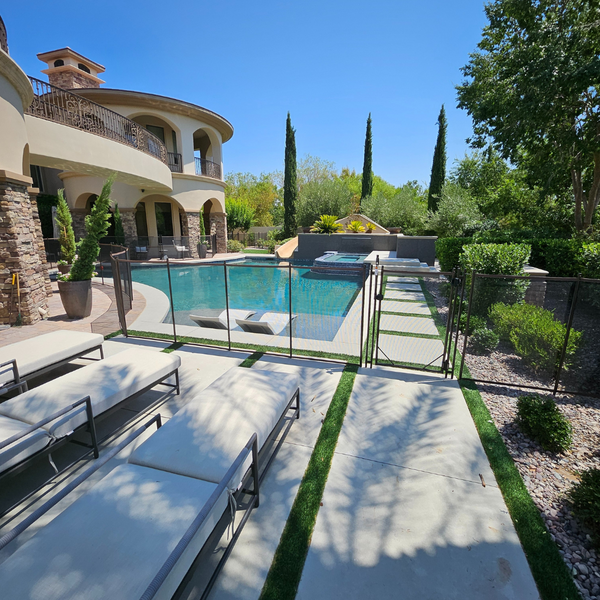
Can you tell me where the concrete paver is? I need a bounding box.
[296,368,539,600]
[380,300,431,315]
[384,282,422,292]
[378,334,444,367]
[384,289,426,302]
[386,277,419,284]
[379,314,439,336]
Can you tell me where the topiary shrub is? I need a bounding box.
[568,469,600,547]
[67,177,113,281]
[470,327,499,354]
[435,237,472,272]
[460,243,531,316]
[489,302,583,372]
[227,239,244,253]
[55,189,76,264]
[529,239,584,277]
[516,394,573,453]
[459,311,486,335]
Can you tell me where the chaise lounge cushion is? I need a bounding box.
[0,348,180,438]
[0,330,104,386]
[0,415,52,473]
[128,368,299,484]
[0,464,228,600]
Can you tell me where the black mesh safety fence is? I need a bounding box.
[458,273,600,398]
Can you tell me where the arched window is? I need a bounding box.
[53,59,64,67]
[78,63,91,74]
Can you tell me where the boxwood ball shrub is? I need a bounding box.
[568,469,600,547]
[227,239,244,253]
[516,395,573,453]
[435,237,472,272]
[469,327,499,355]
[490,303,582,372]
[460,243,531,316]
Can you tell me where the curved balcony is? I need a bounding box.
[194,156,222,180]
[26,77,167,164]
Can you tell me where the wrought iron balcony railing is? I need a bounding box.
[168,152,182,173]
[195,157,222,180]
[26,76,168,164]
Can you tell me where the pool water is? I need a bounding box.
[131,260,362,341]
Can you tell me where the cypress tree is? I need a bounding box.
[283,112,297,238]
[361,113,373,203]
[427,105,447,212]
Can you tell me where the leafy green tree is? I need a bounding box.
[283,112,297,237]
[426,182,483,237]
[361,113,373,202]
[428,105,447,212]
[113,203,125,245]
[225,198,255,235]
[55,189,76,264]
[310,215,344,234]
[225,172,278,226]
[457,0,600,231]
[297,178,354,227]
[68,176,114,281]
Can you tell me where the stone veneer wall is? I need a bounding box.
[209,212,227,254]
[28,188,53,298]
[48,70,99,90]
[120,209,137,248]
[0,173,50,325]
[71,209,87,241]
[186,212,200,258]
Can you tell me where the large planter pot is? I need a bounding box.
[57,263,71,274]
[58,279,93,319]
[197,244,208,259]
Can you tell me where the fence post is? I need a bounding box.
[288,263,293,359]
[369,257,380,368]
[223,261,231,351]
[165,258,177,344]
[451,269,466,379]
[553,274,582,396]
[364,264,374,368]
[458,271,476,380]
[374,265,385,365]
[359,264,367,367]
[441,268,456,377]
[112,257,128,337]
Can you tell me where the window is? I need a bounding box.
[30,165,44,192]
[78,63,91,74]
[171,130,178,154]
[135,202,148,238]
[146,125,165,143]
[53,59,64,67]
[155,203,173,237]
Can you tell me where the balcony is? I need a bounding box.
[195,157,222,180]
[26,77,168,164]
[168,152,182,173]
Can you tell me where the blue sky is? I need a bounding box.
[3,1,488,188]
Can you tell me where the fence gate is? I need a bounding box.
[365,264,462,376]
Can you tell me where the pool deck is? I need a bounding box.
[0,338,538,599]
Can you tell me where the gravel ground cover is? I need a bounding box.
[424,276,600,599]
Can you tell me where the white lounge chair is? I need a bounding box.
[0,347,180,479]
[173,240,189,259]
[236,312,297,335]
[0,368,300,600]
[0,330,104,395]
[190,309,255,330]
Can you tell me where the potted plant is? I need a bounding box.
[365,222,376,233]
[58,176,113,319]
[55,189,76,274]
[346,220,366,233]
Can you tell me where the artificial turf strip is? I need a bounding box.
[239,351,264,368]
[104,330,122,339]
[460,378,581,600]
[162,342,184,354]
[126,330,360,364]
[259,363,359,600]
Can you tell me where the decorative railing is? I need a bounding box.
[195,157,222,180]
[26,76,168,164]
[168,152,182,173]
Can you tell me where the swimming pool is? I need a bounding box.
[131,259,362,340]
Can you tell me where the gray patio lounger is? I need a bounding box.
[0,368,300,600]
[0,347,180,480]
[0,330,104,395]
[189,308,255,329]
[236,312,297,335]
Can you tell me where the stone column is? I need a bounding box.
[524,265,549,307]
[28,186,53,298]
[120,209,137,248]
[71,209,87,241]
[209,212,227,254]
[0,171,49,325]
[185,212,200,258]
